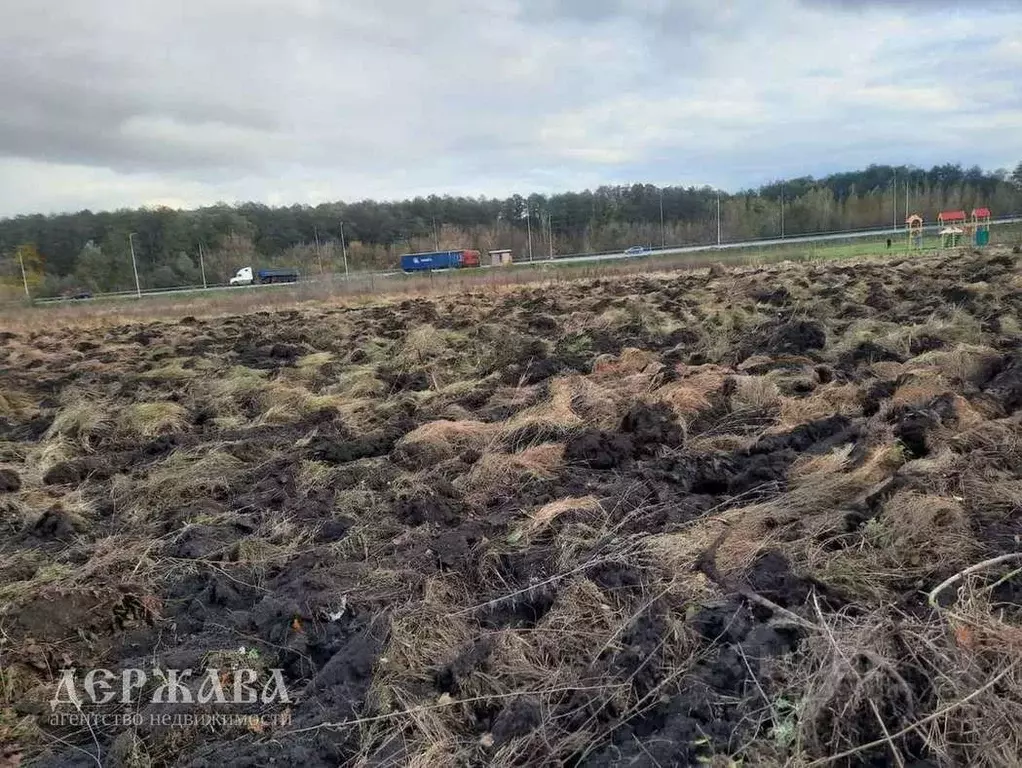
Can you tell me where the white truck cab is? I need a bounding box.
[229,266,254,286]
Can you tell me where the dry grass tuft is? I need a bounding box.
[565,377,622,429]
[455,444,564,506]
[788,594,1022,767]
[873,491,976,570]
[891,374,951,408]
[401,325,450,364]
[501,377,582,447]
[45,398,113,449]
[592,347,658,376]
[332,366,386,398]
[141,358,202,382]
[119,401,188,437]
[521,495,602,537]
[0,388,36,417]
[395,419,495,464]
[117,448,242,523]
[779,383,862,425]
[651,382,712,419]
[731,375,781,411]
[909,343,1002,385]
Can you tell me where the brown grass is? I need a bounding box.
[5,245,1022,765]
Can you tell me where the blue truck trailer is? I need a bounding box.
[400,249,481,273]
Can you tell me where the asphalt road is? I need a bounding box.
[33,216,1022,304]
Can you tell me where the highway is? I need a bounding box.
[551,216,1022,265]
[31,215,1021,304]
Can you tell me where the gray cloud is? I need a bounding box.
[802,0,1018,8]
[0,0,1020,216]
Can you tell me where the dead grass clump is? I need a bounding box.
[229,515,316,580]
[118,448,242,523]
[394,420,495,466]
[0,388,35,418]
[208,366,270,413]
[501,377,582,448]
[330,365,386,398]
[517,495,602,539]
[45,398,113,450]
[778,383,861,424]
[948,394,986,429]
[678,364,731,397]
[788,599,1022,767]
[949,419,1022,464]
[455,444,564,506]
[595,303,671,338]
[650,382,712,421]
[297,459,335,494]
[119,401,188,438]
[297,350,334,370]
[890,373,951,408]
[871,491,976,570]
[830,319,906,358]
[565,376,615,423]
[909,344,1001,386]
[961,474,1022,520]
[255,383,320,424]
[363,578,475,759]
[591,347,657,376]
[651,444,902,586]
[401,324,451,365]
[731,375,781,411]
[910,307,988,348]
[141,358,202,382]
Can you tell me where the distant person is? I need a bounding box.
[886,238,892,249]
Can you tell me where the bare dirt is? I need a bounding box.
[2,247,1022,766]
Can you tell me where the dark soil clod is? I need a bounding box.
[0,468,21,492]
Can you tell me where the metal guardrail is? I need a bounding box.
[14,214,1022,307]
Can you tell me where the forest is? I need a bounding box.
[2,162,1021,297]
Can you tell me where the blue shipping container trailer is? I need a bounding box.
[400,249,481,273]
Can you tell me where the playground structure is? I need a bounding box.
[906,214,924,249]
[971,207,991,246]
[938,210,967,248]
[904,208,993,249]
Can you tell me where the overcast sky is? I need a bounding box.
[2,0,1020,216]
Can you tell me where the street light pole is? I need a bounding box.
[339,221,349,280]
[17,246,30,300]
[128,232,141,298]
[198,242,207,289]
[547,212,553,260]
[716,191,722,247]
[893,171,898,230]
[526,207,533,262]
[780,184,785,239]
[659,187,665,249]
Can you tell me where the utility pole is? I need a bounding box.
[16,246,30,300]
[659,187,665,249]
[716,191,722,247]
[893,170,898,230]
[198,242,207,289]
[128,232,141,298]
[314,226,324,274]
[339,221,349,280]
[431,216,440,251]
[526,207,533,262]
[780,184,785,239]
[547,212,554,260]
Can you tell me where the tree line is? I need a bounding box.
[2,162,1021,298]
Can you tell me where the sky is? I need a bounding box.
[1,0,1020,217]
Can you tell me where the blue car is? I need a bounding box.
[625,246,648,256]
